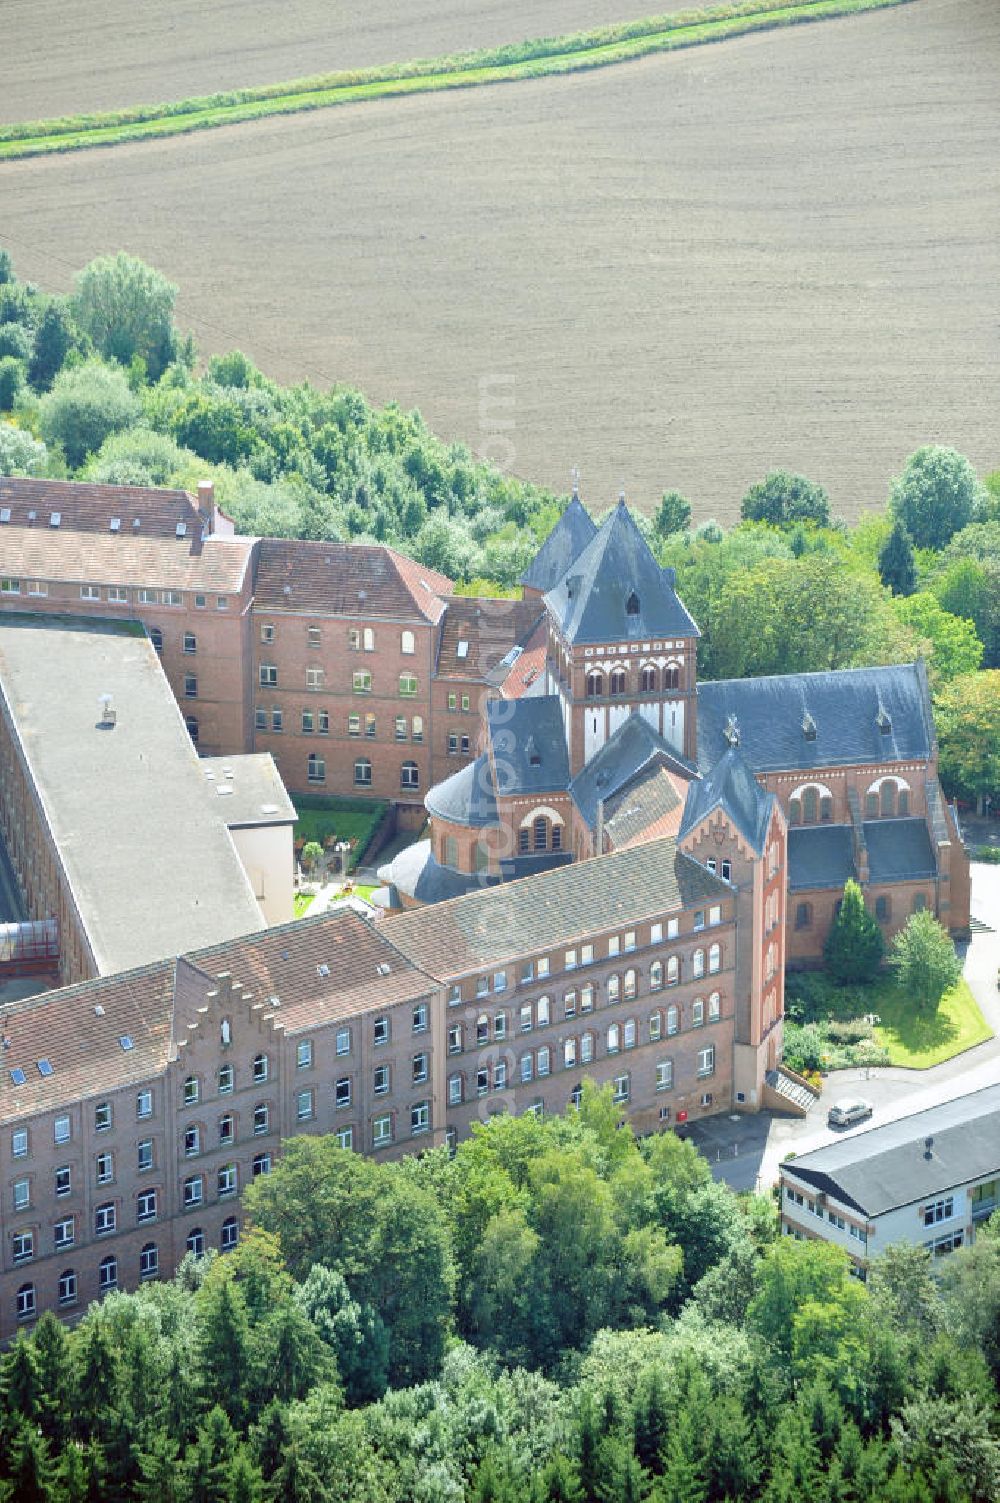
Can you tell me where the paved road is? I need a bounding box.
[685,863,1000,1191]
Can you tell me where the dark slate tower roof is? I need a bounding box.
[679,745,775,855]
[543,500,700,645]
[486,696,571,795]
[520,493,598,594]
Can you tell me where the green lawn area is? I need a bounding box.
[293,796,388,871]
[872,976,992,1069]
[293,892,314,917]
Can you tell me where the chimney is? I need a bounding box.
[197,480,215,535]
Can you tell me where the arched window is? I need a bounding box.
[693,949,705,978]
[444,835,458,868]
[666,1005,679,1036]
[607,1023,621,1054]
[913,892,927,913]
[536,1046,551,1077]
[401,630,415,655]
[16,1282,36,1321]
[708,943,721,974]
[401,761,419,790]
[794,901,812,930]
[221,1217,239,1252]
[607,974,621,1004]
[666,955,679,986]
[58,1268,77,1305]
[640,665,657,693]
[802,786,818,823]
[664,665,680,691]
[98,1256,118,1293]
[881,781,895,816]
[708,991,721,1021]
[534,816,549,852]
[626,591,640,617]
[581,1031,595,1063]
[623,1019,636,1049]
[610,668,626,697]
[412,715,424,741]
[252,1053,269,1083]
[187,1228,205,1257]
[185,715,199,743]
[476,1014,489,1045]
[820,795,832,821]
[139,1244,158,1280]
[150,627,163,652]
[650,960,663,991]
[564,1038,577,1069]
[624,968,638,1000]
[354,757,372,786]
[875,895,891,922]
[789,798,802,826]
[586,671,604,698]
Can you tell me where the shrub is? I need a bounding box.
[0,422,47,476]
[0,323,32,362]
[825,1018,875,1045]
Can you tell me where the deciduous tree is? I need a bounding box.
[73,253,178,380]
[740,470,830,528]
[888,910,960,1013]
[889,446,986,550]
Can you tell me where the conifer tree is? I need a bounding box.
[824,879,884,984]
[879,520,917,596]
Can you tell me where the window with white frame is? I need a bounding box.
[335,1127,353,1151]
[183,1076,199,1106]
[697,1045,715,1078]
[656,1060,673,1092]
[692,998,704,1027]
[651,922,663,944]
[96,1152,114,1184]
[252,1054,269,1083]
[448,1074,464,1105]
[11,1128,27,1159]
[221,1217,240,1251]
[607,1023,621,1054]
[411,1101,430,1135]
[412,1053,429,1084]
[537,1045,551,1077]
[218,1164,238,1197]
[708,943,721,974]
[581,1031,594,1064]
[252,1153,271,1176]
[55,1166,71,1198]
[137,1189,157,1223]
[708,992,721,1021]
[612,1074,630,1104]
[13,1231,33,1264]
[336,1027,351,1055]
[373,1115,393,1148]
[138,1138,154,1171]
[59,1268,78,1304]
[335,1078,352,1110]
[520,1054,533,1083]
[253,1103,269,1135]
[183,1176,203,1207]
[693,949,705,978]
[95,1202,116,1235]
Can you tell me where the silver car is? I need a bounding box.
[828,1098,873,1127]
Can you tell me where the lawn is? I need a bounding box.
[293,892,315,917]
[293,796,388,871]
[872,977,992,1069]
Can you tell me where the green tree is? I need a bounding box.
[892,592,983,683]
[301,841,323,873]
[0,356,24,412]
[878,520,917,596]
[28,303,75,391]
[295,1264,390,1405]
[888,910,960,1013]
[0,323,32,362]
[38,358,141,468]
[653,490,692,541]
[195,1270,252,1427]
[740,470,830,528]
[73,253,179,379]
[889,446,986,550]
[823,879,884,985]
[931,557,1000,668]
[936,671,1000,805]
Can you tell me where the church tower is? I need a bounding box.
[541,497,700,776]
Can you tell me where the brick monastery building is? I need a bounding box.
[0,475,969,1335]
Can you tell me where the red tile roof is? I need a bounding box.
[0,530,254,593]
[0,477,202,538]
[255,539,451,623]
[436,596,543,682]
[498,615,548,699]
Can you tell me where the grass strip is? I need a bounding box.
[0,0,912,160]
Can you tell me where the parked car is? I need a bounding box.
[828,1097,873,1127]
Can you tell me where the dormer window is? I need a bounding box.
[724,714,740,747]
[802,712,817,742]
[876,707,892,735]
[526,737,541,767]
[626,591,640,617]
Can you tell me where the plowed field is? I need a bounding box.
[1,0,996,519]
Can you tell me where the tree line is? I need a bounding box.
[0,249,998,801]
[1,1090,999,1502]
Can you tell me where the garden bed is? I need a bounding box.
[784,971,992,1070]
[292,795,388,872]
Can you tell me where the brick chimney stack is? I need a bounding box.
[197,480,215,535]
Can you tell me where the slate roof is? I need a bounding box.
[602,762,686,850]
[0,530,254,593]
[386,837,730,977]
[543,501,699,645]
[436,596,542,682]
[255,539,451,622]
[377,839,501,904]
[0,477,203,538]
[864,818,937,882]
[788,825,856,891]
[424,755,500,829]
[679,746,776,855]
[784,1085,1000,1219]
[486,696,571,796]
[696,663,934,774]
[520,494,598,593]
[0,614,264,974]
[570,712,694,829]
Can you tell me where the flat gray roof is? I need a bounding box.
[0,615,264,974]
[784,1084,1000,1218]
[200,754,296,827]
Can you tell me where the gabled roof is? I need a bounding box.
[543,501,699,645]
[0,476,203,538]
[0,529,254,593]
[784,1085,1000,1218]
[679,745,775,855]
[570,712,694,829]
[255,539,451,622]
[696,663,934,774]
[520,494,598,593]
[864,818,937,882]
[486,695,570,796]
[385,836,729,977]
[435,595,542,682]
[424,754,500,828]
[602,761,686,850]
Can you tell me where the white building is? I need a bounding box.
[779,1085,1000,1274]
